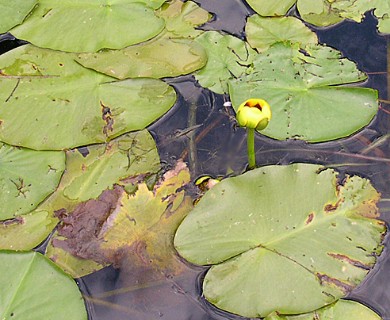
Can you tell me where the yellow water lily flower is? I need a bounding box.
[236,98,271,130]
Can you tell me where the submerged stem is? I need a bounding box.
[247,128,256,169]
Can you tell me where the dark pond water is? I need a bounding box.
[1,1,389,319]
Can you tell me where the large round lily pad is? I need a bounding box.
[8,0,165,52]
[0,45,176,150]
[229,42,378,142]
[0,251,87,320]
[0,143,64,220]
[174,163,385,318]
[0,0,37,34]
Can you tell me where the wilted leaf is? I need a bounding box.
[0,251,87,320]
[0,0,37,34]
[48,161,192,278]
[76,37,207,80]
[0,45,176,150]
[0,130,160,251]
[8,0,165,52]
[265,299,381,319]
[0,143,64,220]
[246,15,318,52]
[174,163,385,318]
[194,31,256,94]
[229,42,378,142]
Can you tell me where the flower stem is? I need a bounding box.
[247,128,256,169]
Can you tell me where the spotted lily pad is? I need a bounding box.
[194,31,257,94]
[0,0,37,34]
[8,0,165,52]
[0,251,87,320]
[174,163,385,318]
[246,15,318,52]
[0,45,176,150]
[47,161,192,278]
[0,130,160,251]
[229,43,378,142]
[0,143,64,220]
[265,299,381,319]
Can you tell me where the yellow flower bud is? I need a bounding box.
[236,98,271,130]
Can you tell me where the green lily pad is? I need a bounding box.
[8,0,165,52]
[174,163,385,318]
[156,0,212,38]
[245,0,296,16]
[229,43,378,142]
[0,0,37,34]
[0,251,87,320]
[47,161,192,278]
[0,143,64,220]
[246,15,318,52]
[298,0,390,33]
[265,299,381,319]
[0,45,176,150]
[0,130,160,251]
[194,31,256,94]
[76,37,207,80]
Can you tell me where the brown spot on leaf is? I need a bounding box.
[328,253,371,270]
[100,101,114,136]
[316,272,354,294]
[324,199,342,213]
[305,212,314,225]
[2,216,24,226]
[53,185,124,264]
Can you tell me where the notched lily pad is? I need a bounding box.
[0,143,64,220]
[194,31,256,94]
[246,15,318,52]
[0,251,87,320]
[0,45,176,150]
[8,0,165,52]
[229,42,378,142]
[265,299,381,319]
[47,161,192,278]
[174,163,385,318]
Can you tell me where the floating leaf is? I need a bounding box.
[0,45,176,150]
[246,15,318,52]
[265,299,381,319]
[8,0,165,52]
[229,43,378,142]
[0,0,37,34]
[0,130,160,251]
[245,0,296,16]
[47,161,192,278]
[0,143,64,220]
[0,251,87,320]
[298,0,390,33]
[76,37,207,80]
[156,0,212,38]
[194,31,256,94]
[174,163,385,318]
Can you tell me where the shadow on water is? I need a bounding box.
[1,1,389,319]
